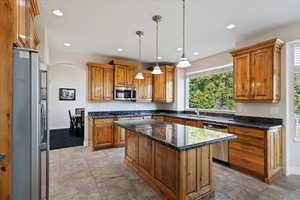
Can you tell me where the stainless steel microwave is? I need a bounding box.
[114,87,136,101]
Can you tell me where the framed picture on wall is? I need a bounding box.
[59,88,76,101]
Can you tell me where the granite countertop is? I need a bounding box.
[114,119,237,151]
[88,110,282,130]
[0,154,5,162]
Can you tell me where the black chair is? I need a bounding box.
[68,110,76,135]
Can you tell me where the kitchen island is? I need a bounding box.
[114,119,236,200]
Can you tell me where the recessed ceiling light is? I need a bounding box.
[157,56,162,60]
[193,52,199,56]
[117,48,123,52]
[226,24,236,30]
[52,9,64,17]
[177,47,183,51]
[64,43,71,47]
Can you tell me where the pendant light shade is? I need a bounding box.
[152,64,162,75]
[177,57,191,68]
[135,72,144,79]
[152,15,163,75]
[177,0,191,68]
[135,31,145,79]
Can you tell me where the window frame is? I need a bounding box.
[185,65,236,113]
[293,43,300,141]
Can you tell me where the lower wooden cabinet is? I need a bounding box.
[114,118,130,147]
[152,115,164,121]
[185,119,203,128]
[228,125,282,183]
[164,116,185,125]
[92,119,114,150]
[125,130,213,200]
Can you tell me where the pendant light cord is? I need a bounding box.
[156,20,159,65]
[182,0,186,58]
[139,34,142,64]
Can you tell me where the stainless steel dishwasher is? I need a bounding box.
[203,122,229,163]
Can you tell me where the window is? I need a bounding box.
[187,70,236,111]
[294,45,300,137]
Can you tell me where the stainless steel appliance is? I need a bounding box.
[12,48,49,200]
[203,122,229,163]
[114,87,136,101]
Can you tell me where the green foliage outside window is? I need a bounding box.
[294,73,300,114]
[188,71,235,111]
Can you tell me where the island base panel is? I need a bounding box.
[125,130,214,200]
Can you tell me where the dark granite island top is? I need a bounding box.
[113,119,236,151]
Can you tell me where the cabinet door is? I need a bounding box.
[234,54,251,101]
[89,67,103,101]
[16,0,28,47]
[165,67,174,102]
[27,1,35,48]
[144,73,152,101]
[103,67,114,101]
[125,131,139,166]
[115,65,127,87]
[126,67,136,88]
[251,47,273,101]
[135,79,145,101]
[114,118,130,146]
[153,67,166,102]
[93,119,114,149]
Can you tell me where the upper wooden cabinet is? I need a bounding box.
[14,0,40,49]
[151,65,175,103]
[110,59,138,88]
[87,62,114,102]
[135,70,152,102]
[230,38,284,103]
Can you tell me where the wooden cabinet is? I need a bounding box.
[14,0,39,49]
[164,116,185,125]
[92,119,114,150]
[125,130,139,167]
[185,119,203,128]
[152,65,175,103]
[230,38,284,103]
[124,130,214,200]
[110,59,138,88]
[87,62,114,102]
[135,70,152,102]
[228,125,282,183]
[114,118,130,147]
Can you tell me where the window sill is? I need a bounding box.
[185,108,236,115]
[294,137,300,143]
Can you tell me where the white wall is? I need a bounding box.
[184,20,300,175]
[48,50,161,130]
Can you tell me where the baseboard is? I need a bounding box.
[286,167,300,175]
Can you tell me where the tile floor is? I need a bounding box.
[49,146,300,200]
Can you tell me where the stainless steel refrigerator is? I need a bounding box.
[12,48,49,200]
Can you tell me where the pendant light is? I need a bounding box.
[177,0,191,68]
[135,31,145,79]
[152,15,163,75]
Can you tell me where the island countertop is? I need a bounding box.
[113,119,236,151]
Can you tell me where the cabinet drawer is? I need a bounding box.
[229,125,266,139]
[152,116,164,121]
[230,141,264,156]
[232,134,265,148]
[164,117,185,124]
[185,120,203,128]
[95,118,114,125]
[229,148,265,175]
